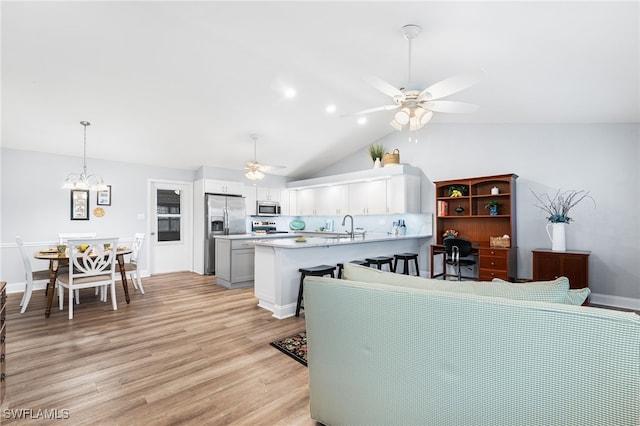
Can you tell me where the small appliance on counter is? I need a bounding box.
[252,220,289,234]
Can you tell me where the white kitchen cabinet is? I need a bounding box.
[296,188,316,215]
[348,180,387,214]
[257,187,281,202]
[205,179,244,195]
[280,189,293,216]
[315,185,349,215]
[386,174,421,213]
[215,238,255,289]
[243,184,258,216]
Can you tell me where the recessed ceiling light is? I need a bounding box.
[357,117,367,125]
[284,87,296,98]
[325,104,337,114]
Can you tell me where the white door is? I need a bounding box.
[150,180,193,274]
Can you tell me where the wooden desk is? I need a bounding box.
[431,244,514,281]
[35,247,132,318]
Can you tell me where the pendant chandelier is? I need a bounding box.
[62,121,107,190]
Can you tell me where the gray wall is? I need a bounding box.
[314,123,640,308]
[2,121,639,309]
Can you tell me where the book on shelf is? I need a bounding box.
[437,200,448,216]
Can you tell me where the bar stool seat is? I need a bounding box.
[393,252,420,276]
[365,256,395,272]
[296,265,336,316]
[337,260,370,279]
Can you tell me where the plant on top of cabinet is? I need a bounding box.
[369,144,385,167]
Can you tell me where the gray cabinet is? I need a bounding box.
[214,239,255,289]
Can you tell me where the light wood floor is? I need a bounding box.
[2,272,317,425]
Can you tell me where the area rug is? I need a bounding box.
[270,331,307,366]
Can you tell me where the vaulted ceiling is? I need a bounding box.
[2,1,638,178]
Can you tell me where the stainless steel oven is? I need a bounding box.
[256,200,281,216]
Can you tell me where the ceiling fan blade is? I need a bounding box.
[418,69,486,101]
[363,75,404,99]
[259,164,285,171]
[421,100,480,114]
[345,104,399,117]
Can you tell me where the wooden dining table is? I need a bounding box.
[34,246,133,318]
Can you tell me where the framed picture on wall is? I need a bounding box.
[96,185,111,206]
[70,189,89,220]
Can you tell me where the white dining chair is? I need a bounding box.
[121,233,145,294]
[57,237,119,319]
[58,233,97,303]
[15,236,51,313]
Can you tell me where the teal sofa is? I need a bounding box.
[304,264,640,426]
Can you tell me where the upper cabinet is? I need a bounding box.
[287,165,422,216]
[348,180,387,215]
[257,187,280,202]
[205,179,244,195]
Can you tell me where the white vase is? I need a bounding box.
[546,222,567,252]
[373,158,381,168]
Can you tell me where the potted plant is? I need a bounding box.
[485,200,500,215]
[368,144,385,168]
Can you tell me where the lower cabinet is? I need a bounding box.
[214,239,255,289]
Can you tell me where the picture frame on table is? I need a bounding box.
[71,189,90,220]
[96,185,111,206]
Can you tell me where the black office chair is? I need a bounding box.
[443,238,476,281]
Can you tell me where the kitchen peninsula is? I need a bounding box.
[254,233,431,319]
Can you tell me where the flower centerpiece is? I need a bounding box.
[442,229,458,239]
[529,188,594,223]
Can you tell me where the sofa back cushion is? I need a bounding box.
[343,263,569,303]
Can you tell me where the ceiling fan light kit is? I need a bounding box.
[355,24,484,135]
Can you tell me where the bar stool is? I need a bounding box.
[337,260,370,279]
[365,256,395,272]
[296,265,336,317]
[393,252,420,276]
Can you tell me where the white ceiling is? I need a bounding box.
[2,1,638,178]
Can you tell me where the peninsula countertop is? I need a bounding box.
[253,233,430,249]
[213,233,300,240]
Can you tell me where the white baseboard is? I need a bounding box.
[590,293,640,311]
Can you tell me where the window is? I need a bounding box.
[157,189,181,242]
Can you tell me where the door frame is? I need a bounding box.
[147,179,194,275]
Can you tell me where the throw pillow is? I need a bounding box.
[343,263,569,303]
[492,278,590,305]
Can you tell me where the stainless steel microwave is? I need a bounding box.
[256,201,281,216]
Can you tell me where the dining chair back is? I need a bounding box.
[56,237,119,319]
[58,232,97,244]
[123,233,146,294]
[15,236,51,313]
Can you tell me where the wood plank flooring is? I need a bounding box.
[1,272,316,425]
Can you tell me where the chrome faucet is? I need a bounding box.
[342,214,354,239]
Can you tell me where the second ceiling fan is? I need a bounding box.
[244,134,284,180]
[354,24,485,132]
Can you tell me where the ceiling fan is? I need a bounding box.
[244,134,284,180]
[353,24,485,132]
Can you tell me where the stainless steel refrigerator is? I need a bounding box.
[205,193,246,275]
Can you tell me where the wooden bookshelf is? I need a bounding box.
[434,173,518,280]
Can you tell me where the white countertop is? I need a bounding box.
[213,233,300,240]
[253,233,430,248]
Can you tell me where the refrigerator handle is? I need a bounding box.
[223,206,229,234]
